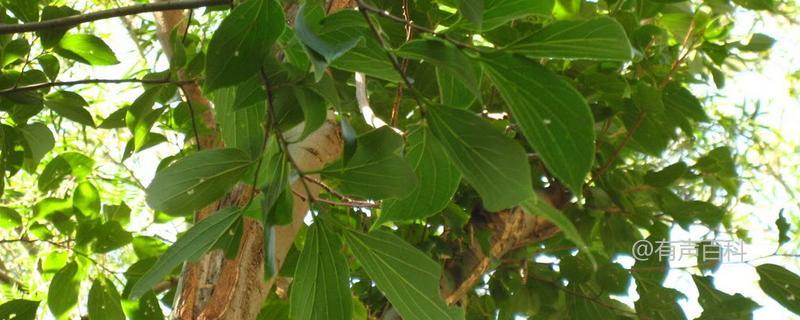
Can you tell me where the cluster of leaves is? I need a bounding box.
[0,0,798,319]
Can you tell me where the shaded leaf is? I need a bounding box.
[44,91,95,127]
[48,262,81,318]
[88,278,125,320]
[756,264,800,314]
[508,17,633,61]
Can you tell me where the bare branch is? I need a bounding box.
[0,78,198,95]
[0,0,230,35]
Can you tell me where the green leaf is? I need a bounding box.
[129,208,241,298]
[0,207,22,229]
[739,33,776,52]
[427,105,533,211]
[644,161,688,187]
[483,52,595,193]
[343,230,464,320]
[48,262,81,318]
[127,291,165,320]
[508,17,633,61]
[322,127,417,199]
[55,34,119,66]
[474,0,555,31]
[0,299,40,320]
[37,152,95,192]
[396,39,480,96]
[289,222,352,320]
[1,38,30,67]
[38,6,80,48]
[18,122,55,171]
[732,0,775,10]
[205,0,285,90]
[377,127,461,226]
[73,181,100,217]
[330,36,402,82]
[521,195,592,265]
[292,87,327,141]
[212,87,266,159]
[757,264,800,314]
[126,87,166,152]
[437,68,478,109]
[92,221,133,253]
[693,275,759,320]
[459,0,484,29]
[44,91,96,127]
[776,209,791,246]
[145,149,252,215]
[482,53,594,194]
[295,4,362,77]
[37,54,60,81]
[662,84,708,134]
[88,278,125,320]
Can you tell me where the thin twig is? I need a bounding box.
[0,0,230,34]
[178,86,203,151]
[356,0,473,49]
[0,78,198,94]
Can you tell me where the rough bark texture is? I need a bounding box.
[153,2,344,319]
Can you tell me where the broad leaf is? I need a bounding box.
[0,207,22,229]
[38,6,80,48]
[48,262,81,318]
[18,122,54,170]
[508,17,633,61]
[459,0,484,29]
[472,0,555,31]
[129,208,241,298]
[756,264,800,314]
[295,4,362,77]
[56,34,119,66]
[322,127,417,199]
[289,223,352,320]
[343,230,464,320]
[212,87,266,159]
[126,87,166,152]
[145,149,252,215]
[482,53,594,195]
[377,127,461,226]
[44,91,95,127]
[427,105,533,211]
[396,39,480,96]
[88,278,125,320]
[0,300,40,320]
[693,275,759,319]
[205,0,285,90]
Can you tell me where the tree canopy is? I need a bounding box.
[0,0,799,319]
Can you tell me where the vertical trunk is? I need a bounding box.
[153,2,347,319]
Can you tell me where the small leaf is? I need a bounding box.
[508,17,633,61]
[205,0,285,90]
[0,299,40,320]
[0,207,22,229]
[55,34,119,66]
[145,149,252,215]
[38,6,80,48]
[1,38,30,67]
[88,278,125,320]
[37,54,60,81]
[92,221,133,253]
[44,91,96,127]
[644,161,688,187]
[48,262,81,318]
[482,53,594,195]
[693,275,759,319]
[427,105,533,211]
[739,33,776,52]
[376,126,461,226]
[757,264,800,314]
[473,0,555,31]
[776,209,791,246]
[129,208,241,298]
[126,88,166,152]
[18,122,55,171]
[73,181,100,217]
[295,4,361,77]
[289,222,352,320]
[343,230,464,320]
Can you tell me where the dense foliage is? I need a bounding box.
[0,0,798,319]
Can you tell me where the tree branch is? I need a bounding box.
[0,0,230,35]
[0,78,198,94]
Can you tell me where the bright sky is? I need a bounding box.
[61,3,800,319]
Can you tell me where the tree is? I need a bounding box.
[0,0,798,319]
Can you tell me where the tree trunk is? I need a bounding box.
[152,2,347,319]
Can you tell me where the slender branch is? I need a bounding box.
[0,78,198,94]
[592,111,646,182]
[178,86,203,151]
[0,0,230,35]
[356,0,473,49]
[291,189,379,208]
